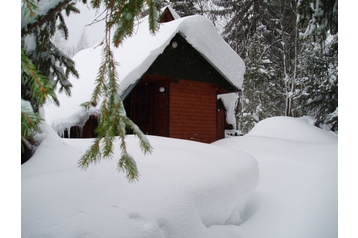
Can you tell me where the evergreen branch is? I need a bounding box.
[122,116,153,155]
[49,42,79,79]
[116,109,139,182]
[22,0,39,18]
[76,0,159,181]
[65,2,80,17]
[22,0,72,37]
[21,99,42,152]
[78,137,103,169]
[112,0,135,47]
[102,135,115,159]
[90,0,102,9]
[146,0,159,34]
[112,22,131,47]
[57,14,69,39]
[21,47,59,107]
[118,153,139,182]
[81,45,111,109]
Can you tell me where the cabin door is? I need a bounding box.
[135,85,153,135]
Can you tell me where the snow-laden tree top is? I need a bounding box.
[45,8,245,127]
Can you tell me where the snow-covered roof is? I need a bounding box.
[44,8,245,130]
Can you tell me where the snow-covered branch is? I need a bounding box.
[21,0,73,37]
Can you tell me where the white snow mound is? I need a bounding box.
[22,127,259,238]
[246,116,337,143]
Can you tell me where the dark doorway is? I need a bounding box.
[123,76,171,138]
[135,85,153,135]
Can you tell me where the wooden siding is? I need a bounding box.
[82,115,98,138]
[169,79,218,143]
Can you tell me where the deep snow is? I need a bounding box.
[22,124,259,238]
[213,116,338,238]
[21,116,338,238]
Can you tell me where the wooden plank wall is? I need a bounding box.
[169,79,217,143]
[82,115,98,138]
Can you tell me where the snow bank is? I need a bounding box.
[22,125,259,238]
[213,116,338,238]
[247,116,338,143]
[22,116,338,238]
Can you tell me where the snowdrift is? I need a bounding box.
[213,116,338,238]
[22,123,259,238]
[246,116,337,143]
[22,116,337,238]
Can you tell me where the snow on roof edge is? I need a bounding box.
[118,15,245,96]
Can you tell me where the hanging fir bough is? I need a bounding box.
[78,0,158,181]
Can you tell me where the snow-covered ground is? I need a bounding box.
[21,116,338,238]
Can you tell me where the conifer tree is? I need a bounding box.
[297,0,338,131]
[21,0,159,181]
[296,35,338,131]
[297,0,338,42]
[21,0,80,152]
[217,0,286,133]
[237,30,281,133]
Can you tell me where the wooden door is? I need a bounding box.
[135,85,153,135]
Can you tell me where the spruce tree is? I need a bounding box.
[297,0,338,42]
[297,0,338,131]
[237,30,281,133]
[217,0,286,133]
[21,0,80,151]
[21,0,159,181]
[296,35,338,131]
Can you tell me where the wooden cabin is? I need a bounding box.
[51,7,245,143]
[122,33,237,143]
